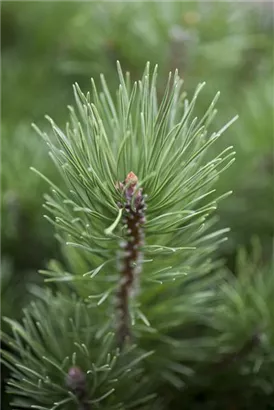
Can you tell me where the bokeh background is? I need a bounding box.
[1,1,273,408]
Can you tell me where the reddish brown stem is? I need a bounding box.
[116,172,146,347]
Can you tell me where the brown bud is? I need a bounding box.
[66,366,86,396]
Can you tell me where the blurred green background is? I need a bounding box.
[1,1,273,407]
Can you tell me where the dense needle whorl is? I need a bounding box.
[116,172,146,347]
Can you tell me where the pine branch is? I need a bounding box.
[1,62,239,408]
[1,289,156,410]
[29,61,238,388]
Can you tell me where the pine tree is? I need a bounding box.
[2,62,241,409]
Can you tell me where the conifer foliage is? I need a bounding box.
[2,63,238,409]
